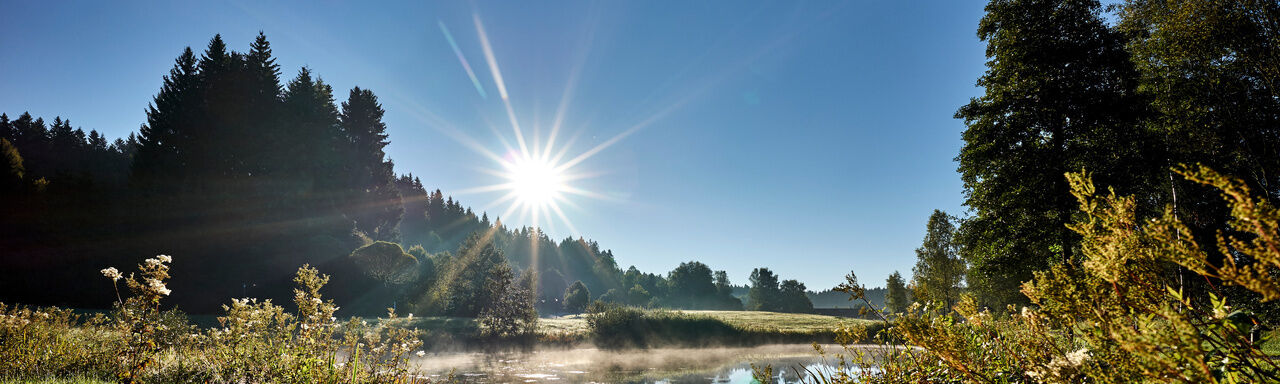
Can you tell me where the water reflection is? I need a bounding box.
[412,344,855,383]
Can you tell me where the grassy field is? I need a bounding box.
[391,310,871,336]
[536,310,875,334]
[379,310,875,349]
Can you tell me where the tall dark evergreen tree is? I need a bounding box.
[281,67,341,198]
[242,32,283,178]
[340,87,402,241]
[135,46,199,189]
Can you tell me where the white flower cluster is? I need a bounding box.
[100,267,122,282]
[147,278,171,296]
[1028,348,1091,379]
[1062,348,1090,367]
[0,313,33,326]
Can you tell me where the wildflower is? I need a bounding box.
[416,350,426,357]
[407,313,413,319]
[156,254,172,263]
[147,278,171,296]
[145,258,162,268]
[1064,348,1090,367]
[100,267,122,282]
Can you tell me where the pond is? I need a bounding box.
[411,344,870,383]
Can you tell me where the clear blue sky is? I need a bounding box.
[0,1,988,290]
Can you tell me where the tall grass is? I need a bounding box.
[584,304,884,349]
[1,257,430,383]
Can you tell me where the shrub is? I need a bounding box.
[1,256,430,383]
[350,241,418,286]
[585,304,741,348]
[563,280,590,313]
[0,304,120,381]
[793,167,1280,383]
[477,271,537,339]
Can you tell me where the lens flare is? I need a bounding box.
[505,154,565,207]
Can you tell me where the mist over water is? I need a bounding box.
[411,344,857,383]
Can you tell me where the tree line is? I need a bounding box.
[1,32,826,317]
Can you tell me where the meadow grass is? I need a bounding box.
[389,310,866,338]
[0,376,115,384]
[375,309,872,349]
[681,310,875,333]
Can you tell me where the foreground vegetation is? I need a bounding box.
[760,168,1280,384]
[1,257,427,384]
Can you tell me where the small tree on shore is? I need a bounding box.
[563,280,590,313]
[911,210,965,310]
[884,271,910,313]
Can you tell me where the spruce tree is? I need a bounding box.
[243,31,283,177]
[134,46,199,188]
[340,86,402,241]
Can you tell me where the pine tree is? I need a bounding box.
[135,46,198,187]
[339,86,402,240]
[0,114,11,142]
[242,31,283,177]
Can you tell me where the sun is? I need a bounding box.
[435,14,650,235]
[504,154,565,207]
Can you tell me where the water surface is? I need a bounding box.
[412,344,860,383]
